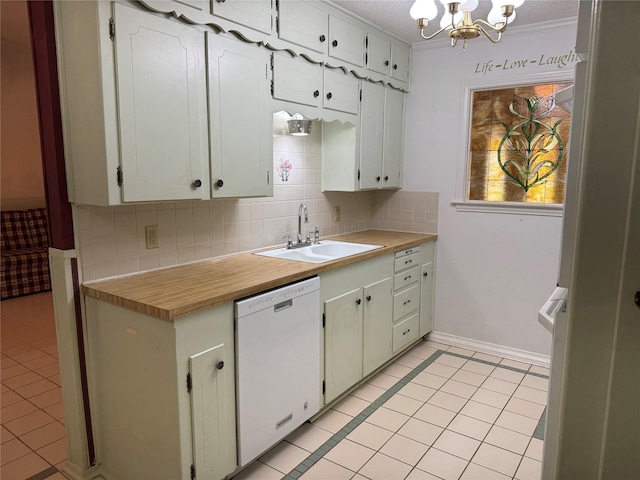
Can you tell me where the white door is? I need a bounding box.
[323,69,360,115]
[367,32,391,76]
[272,54,323,108]
[328,15,365,67]
[278,0,327,54]
[324,288,363,403]
[189,343,235,480]
[113,3,207,202]
[211,0,272,34]
[359,82,385,190]
[363,278,393,377]
[382,87,405,188]
[208,34,272,198]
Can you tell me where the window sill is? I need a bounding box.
[451,201,563,217]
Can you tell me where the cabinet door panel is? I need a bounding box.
[211,0,272,34]
[325,288,363,403]
[367,32,391,76]
[190,343,235,480]
[278,0,327,54]
[390,44,411,83]
[323,69,360,115]
[383,87,405,189]
[392,313,419,354]
[208,34,272,197]
[329,15,365,67]
[272,54,323,108]
[359,82,385,189]
[114,3,207,202]
[420,261,434,336]
[363,278,393,377]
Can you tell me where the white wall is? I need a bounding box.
[405,20,578,355]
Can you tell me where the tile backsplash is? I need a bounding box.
[76,123,439,282]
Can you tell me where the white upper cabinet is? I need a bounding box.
[328,15,365,67]
[359,81,385,189]
[366,32,411,86]
[113,3,209,203]
[323,69,360,115]
[278,0,327,53]
[272,54,360,115]
[207,34,272,198]
[211,0,272,34]
[382,87,405,189]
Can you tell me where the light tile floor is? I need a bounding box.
[1,292,68,480]
[234,341,549,480]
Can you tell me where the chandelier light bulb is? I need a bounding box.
[487,6,516,25]
[459,0,479,12]
[410,0,438,20]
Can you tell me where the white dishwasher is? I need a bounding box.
[235,276,321,467]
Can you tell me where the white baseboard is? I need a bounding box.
[427,331,550,367]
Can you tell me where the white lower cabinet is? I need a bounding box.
[321,255,393,403]
[85,299,236,480]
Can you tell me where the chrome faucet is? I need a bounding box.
[297,203,309,246]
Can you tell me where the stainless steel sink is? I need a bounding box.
[254,240,383,263]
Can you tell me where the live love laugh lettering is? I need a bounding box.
[474,49,579,75]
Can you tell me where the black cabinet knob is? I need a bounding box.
[216,179,224,188]
[384,60,389,66]
[366,295,371,302]
[635,290,640,309]
[393,64,398,70]
[332,39,338,47]
[216,361,224,370]
[356,298,361,305]
[326,92,332,100]
[424,272,428,277]
[313,90,320,98]
[193,179,202,188]
[319,34,326,42]
[384,175,389,181]
[376,176,381,182]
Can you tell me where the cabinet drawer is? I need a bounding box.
[393,313,419,354]
[393,284,419,322]
[395,246,420,259]
[393,266,419,291]
[394,252,420,272]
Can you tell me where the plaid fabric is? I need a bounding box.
[1,211,32,250]
[1,209,51,300]
[1,249,51,300]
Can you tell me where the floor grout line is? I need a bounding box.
[277,348,546,480]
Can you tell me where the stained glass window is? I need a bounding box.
[468,82,573,204]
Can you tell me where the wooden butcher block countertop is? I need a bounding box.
[82,230,436,321]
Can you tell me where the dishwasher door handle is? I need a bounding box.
[274,299,293,313]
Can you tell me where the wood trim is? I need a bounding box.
[28,0,74,250]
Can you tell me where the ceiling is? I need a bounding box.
[329,0,579,44]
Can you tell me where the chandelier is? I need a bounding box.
[409,0,525,49]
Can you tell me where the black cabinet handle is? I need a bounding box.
[217,361,224,370]
[356,298,361,305]
[326,92,332,100]
[313,90,320,98]
[366,295,371,302]
[384,175,389,181]
[216,0,225,2]
[192,179,202,188]
[404,275,412,281]
[405,259,412,264]
[319,34,326,42]
[216,179,224,188]
[384,60,389,66]
[424,272,428,277]
[376,176,381,182]
[332,39,338,47]
[393,64,398,70]
[403,328,411,335]
[403,299,411,306]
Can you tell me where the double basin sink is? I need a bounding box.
[255,240,383,264]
